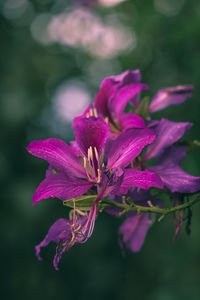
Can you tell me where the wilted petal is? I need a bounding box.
[113,169,163,195]
[73,116,109,157]
[33,173,94,205]
[105,128,156,169]
[27,138,86,178]
[35,218,71,261]
[143,119,192,161]
[150,164,200,193]
[119,113,145,131]
[35,215,90,270]
[119,213,150,252]
[108,83,148,119]
[149,85,193,113]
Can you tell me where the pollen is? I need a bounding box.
[86,108,98,118]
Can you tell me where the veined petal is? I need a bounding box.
[143,119,192,161]
[108,83,148,119]
[157,146,187,165]
[150,164,200,193]
[119,213,150,252]
[105,128,156,169]
[119,113,145,131]
[94,78,117,117]
[33,173,94,205]
[149,85,193,113]
[113,169,163,195]
[27,138,86,178]
[94,70,142,117]
[73,116,109,157]
[70,141,82,156]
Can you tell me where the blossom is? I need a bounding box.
[93,70,148,134]
[142,118,200,193]
[27,116,163,268]
[149,85,193,113]
[93,70,193,127]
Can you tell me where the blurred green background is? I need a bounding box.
[1,0,200,299]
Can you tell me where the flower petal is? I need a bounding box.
[113,169,163,195]
[27,138,86,178]
[149,85,193,113]
[105,128,156,169]
[143,119,192,161]
[108,83,148,119]
[150,164,200,193]
[119,213,150,252]
[33,173,94,205]
[119,113,145,131]
[111,70,142,109]
[35,215,90,270]
[73,116,109,157]
[110,69,141,84]
[94,70,142,117]
[35,218,71,261]
[94,78,117,117]
[157,146,187,165]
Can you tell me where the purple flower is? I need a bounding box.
[27,116,163,268]
[149,146,200,193]
[149,85,193,113]
[142,118,200,193]
[93,70,147,135]
[143,118,192,161]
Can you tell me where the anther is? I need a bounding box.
[96,169,101,183]
[94,147,99,161]
[87,146,93,161]
[104,117,109,124]
[93,108,98,118]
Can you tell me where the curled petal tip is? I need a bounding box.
[35,245,43,261]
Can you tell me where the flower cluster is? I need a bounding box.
[27,70,200,270]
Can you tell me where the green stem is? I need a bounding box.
[102,195,200,217]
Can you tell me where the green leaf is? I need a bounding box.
[63,195,97,211]
[135,96,150,119]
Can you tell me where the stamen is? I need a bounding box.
[96,169,101,183]
[71,231,75,243]
[86,113,90,118]
[83,157,87,169]
[74,224,81,233]
[94,146,99,161]
[73,199,76,225]
[104,117,109,124]
[87,146,93,161]
[89,109,93,117]
[93,108,98,118]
